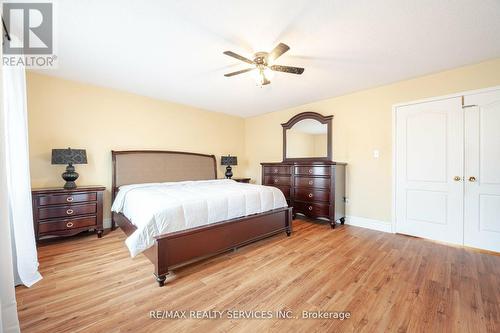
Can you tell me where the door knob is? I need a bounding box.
[453,176,461,181]
[468,176,476,182]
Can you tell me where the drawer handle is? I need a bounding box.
[308,206,313,211]
[274,178,279,183]
[308,169,313,174]
[66,209,74,215]
[66,222,74,228]
[274,168,278,173]
[66,196,74,202]
[308,193,313,198]
[308,180,314,185]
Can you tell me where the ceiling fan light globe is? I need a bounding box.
[250,67,268,86]
[251,69,262,84]
[264,67,274,80]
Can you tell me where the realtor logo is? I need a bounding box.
[2,2,56,68]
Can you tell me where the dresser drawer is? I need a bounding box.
[38,203,97,220]
[294,166,331,176]
[294,188,330,203]
[38,192,97,206]
[269,185,291,199]
[294,176,330,189]
[264,175,291,186]
[263,166,291,175]
[294,201,330,218]
[38,216,97,233]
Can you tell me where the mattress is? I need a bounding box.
[111,179,287,257]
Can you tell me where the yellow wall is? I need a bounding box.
[313,134,327,157]
[26,72,246,221]
[245,58,500,224]
[286,130,315,158]
[286,132,328,158]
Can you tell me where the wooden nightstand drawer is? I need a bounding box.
[38,216,97,233]
[38,203,96,220]
[38,192,97,206]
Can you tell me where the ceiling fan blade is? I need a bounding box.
[224,68,255,77]
[223,51,255,64]
[268,43,290,61]
[270,65,304,75]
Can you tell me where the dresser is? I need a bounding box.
[31,186,105,241]
[261,161,346,228]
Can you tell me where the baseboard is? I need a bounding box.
[103,217,112,229]
[345,216,393,233]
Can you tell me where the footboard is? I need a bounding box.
[114,207,292,286]
[153,206,293,286]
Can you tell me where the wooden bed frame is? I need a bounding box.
[111,150,293,287]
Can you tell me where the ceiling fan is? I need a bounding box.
[223,43,304,86]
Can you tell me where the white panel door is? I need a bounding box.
[464,90,500,252]
[395,97,464,244]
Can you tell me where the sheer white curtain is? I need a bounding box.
[0,58,19,332]
[0,139,20,331]
[2,61,42,288]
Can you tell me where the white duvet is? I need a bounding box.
[111,179,287,257]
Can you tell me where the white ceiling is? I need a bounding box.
[34,0,500,117]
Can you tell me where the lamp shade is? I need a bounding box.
[221,155,237,166]
[51,148,87,165]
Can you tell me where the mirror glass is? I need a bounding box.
[286,119,328,158]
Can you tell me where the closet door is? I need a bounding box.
[395,97,464,244]
[464,90,500,252]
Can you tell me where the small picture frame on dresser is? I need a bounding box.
[31,186,105,242]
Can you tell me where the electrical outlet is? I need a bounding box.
[373,149,380,159]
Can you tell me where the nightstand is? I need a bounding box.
[31,186,105,241]
[232,178,251,183]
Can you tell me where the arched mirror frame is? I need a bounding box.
[281,111,333,162]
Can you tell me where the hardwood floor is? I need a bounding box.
[16,220,500,332]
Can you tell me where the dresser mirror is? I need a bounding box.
[282,112,333,161]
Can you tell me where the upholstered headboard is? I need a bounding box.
[111,150,217,200]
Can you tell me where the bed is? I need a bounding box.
[111,150,293,286]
